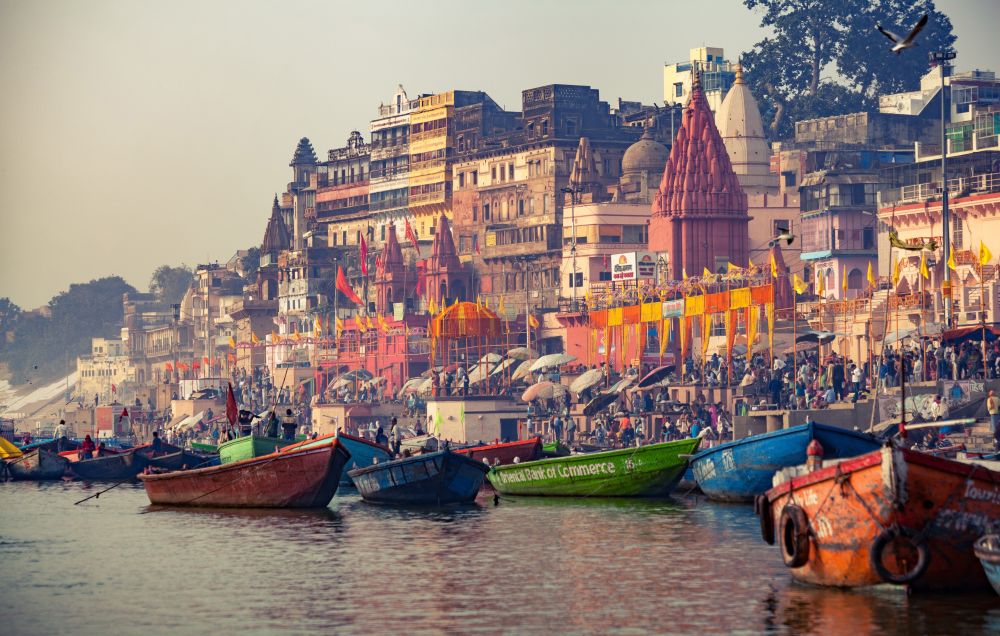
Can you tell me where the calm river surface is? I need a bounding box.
[2,481,998,635]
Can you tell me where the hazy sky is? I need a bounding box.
[1,0,997,309]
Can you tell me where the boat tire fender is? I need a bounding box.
[755,495,775,545]
[779,505,810,568]
[870,527,930,585]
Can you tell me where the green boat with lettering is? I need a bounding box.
[488,438,700,497]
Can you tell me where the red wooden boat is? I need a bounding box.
[455,436,542,466]
[759,445,1000,592]
[138,439,350,508]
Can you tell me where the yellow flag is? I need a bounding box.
[484,296,490,310]
[476,295,482,308]
[920,252,930,280]
[682,267,688,281]
[379,314,389,333]
[429,297,437,315]
[314,316,322,337]
[228,336,237,349]
[892,257,901,286]
[293,330,302,342]
[528,314,540,329]
[817,273,825,296]
[498,295,506,314]
[749,257,755,272]
[842,265,848,292]
[251,332,260,345]
[770,252,778,278]
[792,274,808,295]
[867,261,876,287]
[335,317,344,336]
[702,266,712,278]
[271,329,280,344]
[727,262,740,274]
[947,250,957,271]
[980,240,993,266]
[453,297,458,308]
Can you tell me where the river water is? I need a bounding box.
[2,481,998,635]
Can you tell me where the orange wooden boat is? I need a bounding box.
[455,436,542,466]
[759,445,1000,592]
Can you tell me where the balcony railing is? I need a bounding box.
[891,170,1000,206]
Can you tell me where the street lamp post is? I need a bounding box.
[932,50,957,327]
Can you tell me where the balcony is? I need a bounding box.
[889,170,1000,206]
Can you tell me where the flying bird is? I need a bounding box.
[772,227,794,246]
[877,14,928,54]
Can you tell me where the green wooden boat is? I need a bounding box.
[541,441,571,457]
[190,442,218,454]
[218,436,292,465]
[489,438,701,497]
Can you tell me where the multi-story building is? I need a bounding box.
[664,46,737,112]
[287,138,318,249]
[76,337,132,406]
[316,130,371,252]
[879,65,1000,326]
[369,86,420,249]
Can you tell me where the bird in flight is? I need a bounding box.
[877,14,929,54]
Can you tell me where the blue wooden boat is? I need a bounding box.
[689,422,881,502]
[336,432,391,486]
[348,450,489,505]
[975,535,1000,596]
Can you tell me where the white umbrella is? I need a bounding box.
[608,376,635,394]
[507,347,537,361]
[417,377,434,395]
[479,352,502,365]
[468,362,496,385]
[530,353,576,372]
[398,377,424,398]
[172,411,205,433]
[511,359,537,382]
[490,358,518,376]
[521,381,567,402]
[570,369,605,394]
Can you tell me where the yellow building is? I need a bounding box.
[409,91,455,239]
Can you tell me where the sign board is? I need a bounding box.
[611,252,637,281]
[485,232,497,247]
[611,252,657,281]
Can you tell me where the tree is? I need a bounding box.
[742,0,955,139]
[239,247,261,280]
[0,297,20,338]
[149,264,194,305]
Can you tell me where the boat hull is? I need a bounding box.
[4,449,69,480]
[975,535,1000,596]
[217,435,291,464]
[336,433,391,485]
[690,423,881,502]
[456,437,542,466]
[70,451,144,481]
[147,450,218,471]
[488,438,700,497]
[139,440,350,508]
[349,451,489,505]
[763,447,1000,592]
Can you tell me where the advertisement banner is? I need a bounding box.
[611,252,637,281]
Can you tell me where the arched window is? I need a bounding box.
[847,268,863,290]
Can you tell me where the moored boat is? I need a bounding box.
[349,450,489,505]
[3,448,69,480]
[489,438,700,498]
[759,446,1000,592]
[139,438,350,508]
[336,432,391,485]
[146,450,218,471]
[455,436,542,466]
[217,435,292,464]
[690,422,881,502]
[974,535,1000,596]
[70,450,145,481]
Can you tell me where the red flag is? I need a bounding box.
[360,234,369,276]
[474,235,481,255]
[226,382,238,427]
[121,407,128,417]
[336,266,364,305]
[405,218,421,256]
[111,383,117,393]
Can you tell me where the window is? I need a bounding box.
[953,220,964,248]
[518,199,525,216]
[484,202,491,220]
[543,194,549,213]
[542,119,549,136]
[471,170,477,185]
[528,122,535,137]
[381,225,386,241]
[529,198,535,214]
[675,83,683,98]
[508,163,514,180]
[472,205,478,222]
[342,231,347,245]
[862,227,875,250]
[772,220,789,236]
[458,172,465,188]
[491,166,497,181]
[565,118,579,137]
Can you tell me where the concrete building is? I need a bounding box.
[369,86,420,250]
[664,46,737,112]
[287,138,319,250]
[316,130,370,252]
[76,338,132,406]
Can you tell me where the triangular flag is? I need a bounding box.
[528,314,540,329]
[336,266,364,305]
[727,262,740,274]
[817,273,825,296]
[892,257,901,286]
[228,336,237,349]
[770,252,778,278]
[842,265,848,292]
[429,297,437,315]
[226,382,238,427]
[682,268,688,281]
[980,240,993,266]
[335,317,344,336]
[251,332,260,345]
[920,252,930,280]
[867,261,876,287]
[359,234,369,276]
[476,295,482,308]
[498,295,506,314]
[947,250,957,271]
[702,266,712,278]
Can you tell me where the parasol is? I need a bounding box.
[636,365,676,389]
[511,359,537,382]
[507,347,537,361]
[583,393,619,417]
[521,381,567,402]
[570,369,605,394]
[529,353,576,372]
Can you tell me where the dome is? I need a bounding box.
[622,128,669,175]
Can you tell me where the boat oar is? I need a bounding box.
[73,479,131,505]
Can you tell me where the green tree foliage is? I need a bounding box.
[742,0,956,139]
[0,297,21,339]
[240,247,261,280]
[0,277,136,385]
[149,264,194,305]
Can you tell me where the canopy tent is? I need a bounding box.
[941,325,1000,345]
[430,301,502,339]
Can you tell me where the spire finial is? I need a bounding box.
[734,64,744,85]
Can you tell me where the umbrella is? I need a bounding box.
[490,358,518,376]
[342,369,373,381]
[530,353,576,372]
[636,365,676,389]
[570,368,605,394]
[507,347,537,361]
[608,375,636,394]
[521,381,567,402]
[795,330,837,344]
[583,393,619,417]
[416,377,434,395]
[479,353,502,365]
[511,360,537,382]
[782,341,818,355]
[468,362,497,385]
[397,377,424,398]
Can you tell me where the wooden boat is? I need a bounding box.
[759,446,1000,592]
[217,435,292,464]
[3,448,69,480]
[690,423,881,502]
[190,442,218,454]
[70,450,145,481]
[139,438,350,508]
[489,438,701,498]
[336,432,391,485]
[541,441,571,457]
[147,450,218,471]
[455,437,542,466]
[974,535,1000,596]
[348,450,489,505]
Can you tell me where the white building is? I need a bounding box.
[76,337,133,405]
[663,46,737,112]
